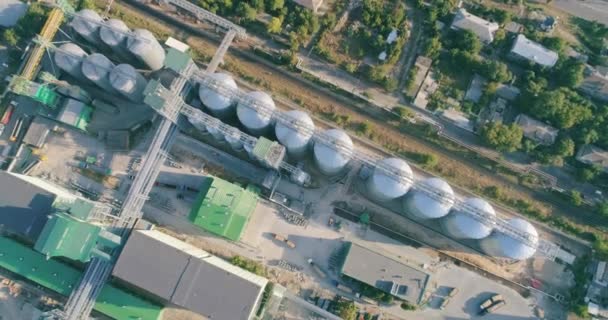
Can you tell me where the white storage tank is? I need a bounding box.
[404,177,454,220]
[442,197,496,239]
[366,157,413,202]
[100,19,132,58]
[109,64,147,103]
[199,73,237,119]
[54,43,88,80]
[237,91,275,135]
[82,53,115,92]
[126,29,165,71]
[225,126,244,151]
[480,218,538,260]
[313,129,353,175]
[188,116,208,134]
[71,9,102,44]
[275,110,315,158]
[206,117,225,141]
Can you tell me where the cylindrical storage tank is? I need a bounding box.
[275,110,315,158]
[206,118,224,141]
[237,91,275,135]
[126,29,165,71]
[366,157,414,202]
[82,53,115,92]
[54,43,88,80]
[225,127,243,151]
[481,218,538,260]
[188,116,208,134]
[71,9,103,44]
[109,64,147,103]
[100,19,132,58]
[313,129,353,175]
[442,197,496,239]
[404,177,454,220]
[199,73,238,119]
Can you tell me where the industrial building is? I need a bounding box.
[189,176,259,241]
[113,229,269,320]
[338,242,430,304]
[0,236,163,320]
[451,9,500,43]
[509,34,558,68]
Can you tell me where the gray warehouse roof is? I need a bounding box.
[0,171,55,241]
[113,230,268,320]
[451,9,499,43]
[510,34,558,68]
[23,117,54,148]
[339,242,430,304]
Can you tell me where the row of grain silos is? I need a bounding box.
[364,158,538,260]
[70,9,165,71]
[53,43,147,103]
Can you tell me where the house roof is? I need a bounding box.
[510,34,558,68]
[576,145,608,172]
[514,114,558,146]
[339,242,430,304]
[580,65,608,102]
[451,9,499,43]
[113,229,268,320]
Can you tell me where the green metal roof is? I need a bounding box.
[33,212,101,262]
[0,236,163,320]
[189,176,258,241]
[54,198,95,220]
[164,48,192,74]
[34,85,59,107]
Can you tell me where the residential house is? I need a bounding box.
[514,114,558,145]
[404,56,433,98]
[580,65,608,102]
[451,9,500,43]
[292,0,323,13]
[509,34,558,68]
[576,145,608,172]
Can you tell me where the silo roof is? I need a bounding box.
[448,197,496,239]
[314,129,353,164]
[100,19,128,45]
[82,53,113,81]
[408,177,454,218]
[199,73,237,111]
[370,157,414,199]
[496,218,538,259]
[237,91,275,129]
[275,110,314,148]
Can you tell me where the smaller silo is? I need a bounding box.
[100,19,132,58]
[366,157,414,202]
[71,9,103,44]
[404,177,454,220]
[126,29,165,71]
[225,127,244,151]
[188,116,208,134]
[442,197,496,239]
[199,73,238,119]
[54,43,88,80]
[275,110,315,158]
[82,53,115,92]
[480,218,538,260]
[205,117,224,141]
[313,129,353,175]
[109,64,147,103]
[237,91,275,135]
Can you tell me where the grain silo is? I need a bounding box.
[275,110,315,158]
[313,129,353,175]
[71,9,102,44]
[199,73,237,119]
[82,53,115,92]
[225,126,244,151]
[366,157,413,202]
[188,116,208,134]
[237,91,275,135]
[403,177,454,220]
[109,64,147,103]
[126,29,165,71]
[442,197,496,239]
[54,43,88,80]
[205,117,225,141]
[480,218,538,260]
[100,19,132,58]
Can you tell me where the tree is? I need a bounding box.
[1,29,18,47]
[452,30,482,54]
[529,88,593,129]
[597,201,608,218]
[521,71,547,96]
[555,58,585,88]
[493,29,506,43]
[542,37,566,54]
[267,17,283,34]
[570,190,583,206]
[423,36,442,59]
[335,300,357,320]
[236,2,257,22]
[78,0,95,10]
[479,60,512,83]
[480,122,523,152]
[266,0,284,12]
[554,137,575,157]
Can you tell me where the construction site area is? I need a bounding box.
[0,0,596,320]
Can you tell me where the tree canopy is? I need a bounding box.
[528,88,593,129]
[335,300,357,320]
[267,17,283,34]
[555,58,585,88]
[451,30,482,54]
[479,60,512,83]
[480,122,523,152]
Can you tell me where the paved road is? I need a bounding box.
[552,0,608,25]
